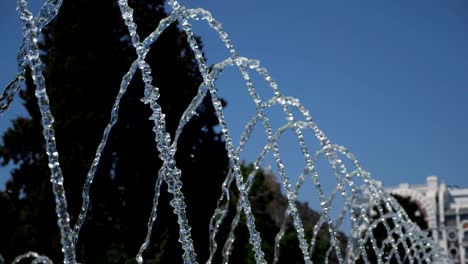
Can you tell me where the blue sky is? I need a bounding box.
[0,0,467,199]
[186,0,468,188]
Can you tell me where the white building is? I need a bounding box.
[384,176,468,263]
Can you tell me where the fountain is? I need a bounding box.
[0,0,451,263]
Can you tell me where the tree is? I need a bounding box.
[358,194,429,263]
[0,1,349,262]
[392,195,428,231]
[0,0,229,263]
[220,164,347,263]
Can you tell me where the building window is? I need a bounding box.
[463,219,468,230]
[461,214,468,222]
[446,215,457,226]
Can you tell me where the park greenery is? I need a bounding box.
[359,194,429,263]
[0,0,346,263]
[0,0,427,263]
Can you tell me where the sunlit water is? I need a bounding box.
[0,0,451,263]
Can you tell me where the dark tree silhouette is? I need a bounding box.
[358,194,429,264]
[0,0,229,263]
[223,164,347,264]
[0,1,349,263]
[393,195,428,231]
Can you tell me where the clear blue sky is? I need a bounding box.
[0,0,467,199]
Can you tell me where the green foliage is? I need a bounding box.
[393,195,428,231]
[221,164,347,264]
[358,194,429,263]
[0,1,347,262]
[0,0,228,262]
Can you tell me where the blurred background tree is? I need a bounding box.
[0,0,228,262]
[226,164,348,264]
[0,0,346,263]
[359,194,429,263]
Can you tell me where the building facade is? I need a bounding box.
[384,176,468,263]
